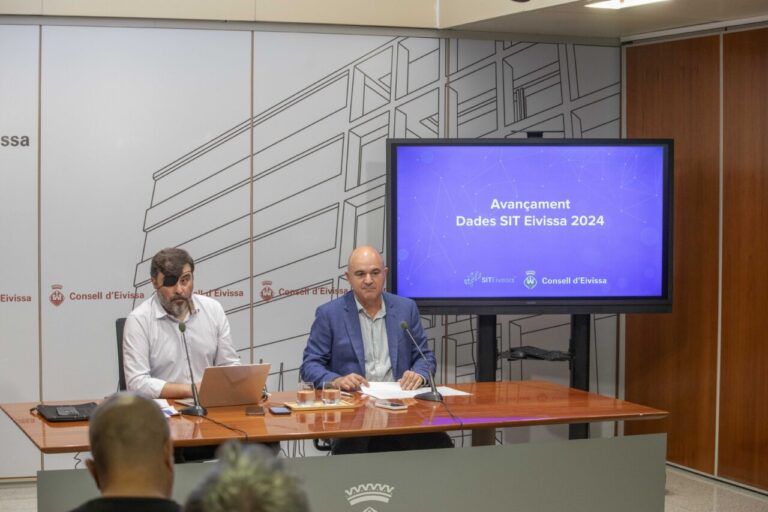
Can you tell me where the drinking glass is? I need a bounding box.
[297,381,315,406]
[322,381,341,405]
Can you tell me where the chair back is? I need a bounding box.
[116,318,127,391]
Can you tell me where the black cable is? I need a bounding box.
[440,400,463,429]
[199,415,249,443]
[73,452,83,469]
[439,400,464,448]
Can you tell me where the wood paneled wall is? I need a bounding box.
[624,36,720,474]
[625,27,768,490]
[720,27,768,489]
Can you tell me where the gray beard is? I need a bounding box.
[160,296,188,318]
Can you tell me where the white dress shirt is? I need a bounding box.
[355,297,393,382]
[123,293,241,398]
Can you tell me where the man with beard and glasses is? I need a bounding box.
[123,248,240,400]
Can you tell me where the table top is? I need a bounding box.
[0,380,667,454]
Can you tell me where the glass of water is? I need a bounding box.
[297,381,315,406]
[322,381,341,405]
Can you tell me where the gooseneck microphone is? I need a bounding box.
[400,321,443,402]
[179,321,207,417]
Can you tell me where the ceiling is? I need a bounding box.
[449,0,768,42]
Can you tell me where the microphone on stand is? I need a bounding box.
[179,320,207,417]
[400,321,443,402]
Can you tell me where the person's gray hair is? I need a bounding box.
[184,441,310,512]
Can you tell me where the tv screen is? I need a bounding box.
[386,138,673,314]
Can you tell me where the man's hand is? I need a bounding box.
[398,370,425,391]
[333,373,369,391]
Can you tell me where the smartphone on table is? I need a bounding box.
[374,399,408,411]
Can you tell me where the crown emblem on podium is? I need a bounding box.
[344,483,395,506]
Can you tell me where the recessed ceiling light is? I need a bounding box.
[586,0,668,9]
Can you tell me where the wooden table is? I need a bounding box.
[1,380,667,454]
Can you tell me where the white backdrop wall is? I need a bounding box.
[0,23,42,478]
[0,21,620,477]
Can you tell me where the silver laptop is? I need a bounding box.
[176,363,270,408]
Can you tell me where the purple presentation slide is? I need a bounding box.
[393,144,666,298]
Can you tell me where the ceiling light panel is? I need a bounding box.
[586,0,668,9]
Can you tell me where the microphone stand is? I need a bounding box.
[400,321,443,402]
[179,320,207,417]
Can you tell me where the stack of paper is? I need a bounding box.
[360,382,470,400]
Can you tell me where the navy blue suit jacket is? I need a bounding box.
[300,292,435,387]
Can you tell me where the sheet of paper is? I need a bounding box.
[153,399,180,417]
[360,381,470,400]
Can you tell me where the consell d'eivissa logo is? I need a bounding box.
[48,284,145,307]
[259,280,349,302]
[524,270,537,290]
[49,284,65,306]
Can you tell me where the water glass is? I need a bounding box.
[297,381,315,406]
[322,381,341,405]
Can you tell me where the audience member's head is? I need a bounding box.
[86,392,174,498]
[184,441,309,512]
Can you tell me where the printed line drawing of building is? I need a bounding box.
[132,35,620,394]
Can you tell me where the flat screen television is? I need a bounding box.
[386,138,674,314]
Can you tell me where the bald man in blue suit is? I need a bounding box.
[299,289,432,389]
[300,246,451,454]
